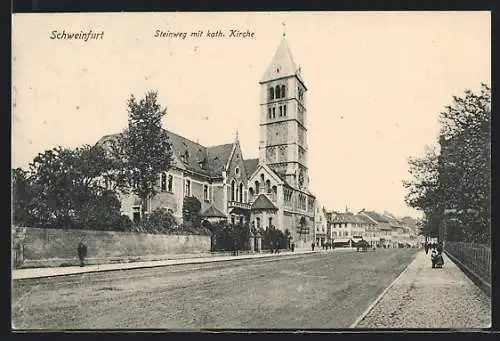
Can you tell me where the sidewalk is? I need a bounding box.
[12,249,320,280]
[353,250,491,329]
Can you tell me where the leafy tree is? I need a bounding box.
[12,168,33,225]
[17,144,124,230]
[297,216,309,241]
[134,207,178,234]
[119,91,173,215]
[182,196,202,229]
[402,146,443,238]
[403,84,491,244]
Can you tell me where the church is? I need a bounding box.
[97,35,316,247]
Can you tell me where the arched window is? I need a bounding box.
[266,180,271,193]
[239,183,243,202]
[275,85,281,99]
[269,87,274,100]
[255,181,260,194]
[272,185,277,195]
[268,107,272,119]
[249,187,254,197]
[204,185,209,201]
[231,180,236,201]
[281,85,286,98]
[160,173,167,191]
[167,175,173,192]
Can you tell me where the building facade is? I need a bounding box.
[96,35,316,247]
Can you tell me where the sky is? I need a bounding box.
[12,12,491,218]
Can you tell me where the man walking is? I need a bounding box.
[77,241,88,267]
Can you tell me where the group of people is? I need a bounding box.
[424,241,443,255]
[424,241,444,268]
[310,242,334,251]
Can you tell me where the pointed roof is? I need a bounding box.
[201,205,226,218]
[251,194,278,211]
[260,36,305,87]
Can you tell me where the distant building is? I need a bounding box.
[314,202,328,246]
[327,209,375,247]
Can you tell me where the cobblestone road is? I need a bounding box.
[12,249,417,330]
[356,251,491,329]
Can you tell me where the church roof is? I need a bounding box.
[244,158,259,179]
[206,143,234,177]
[260,36,305,86]
[251,194,278,211]
[201,205,227,218]
[97,129,236,179]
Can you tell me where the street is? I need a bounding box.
[12,249,417,329]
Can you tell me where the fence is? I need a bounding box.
[445,241,491,287]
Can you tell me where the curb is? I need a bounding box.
[444,250,491,297]
[12,251,319,281]
[349,251,419,328]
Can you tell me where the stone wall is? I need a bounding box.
[13,227,211,268]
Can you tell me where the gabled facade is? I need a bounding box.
[96,131,251,225]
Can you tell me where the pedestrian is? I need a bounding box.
[291,242,295,252]
[77,241,87,267]
[424,243,429,255]
[311,242,315,251]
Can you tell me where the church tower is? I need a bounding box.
[259,35,309,190]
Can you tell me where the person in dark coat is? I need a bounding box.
[291,242,295,252]
[424,243,429,255]
[311,242,315,251]
[77,241,88,267]
[437,242,443,254]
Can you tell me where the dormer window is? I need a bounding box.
[182,150,189,163]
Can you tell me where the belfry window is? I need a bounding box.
[279,106,283,117]
[268,107,272,119]
[283,105,287,116]
[275,85,281,99]
[272,107,276,118]
[269,87,274,101]
[281,85,286,98]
